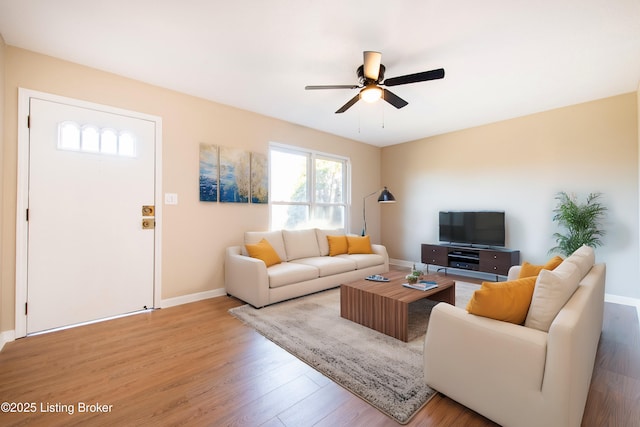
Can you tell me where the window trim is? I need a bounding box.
[269,142,351,231]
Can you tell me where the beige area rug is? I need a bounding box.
[229,281,478,424]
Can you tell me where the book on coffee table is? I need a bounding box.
[402,281,438,291]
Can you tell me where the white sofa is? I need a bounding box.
[424,246,605,427]
[225,228,389,308]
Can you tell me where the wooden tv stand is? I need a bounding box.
[421,243,520,279]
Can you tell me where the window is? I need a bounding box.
[81,125,100,152]
[270,144,349,230]
[57,121,137,157]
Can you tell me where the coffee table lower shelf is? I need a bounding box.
[340,271,455,342]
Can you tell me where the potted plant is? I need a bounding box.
[406,264,423,284]
[549,192,607,256]
[406,274,419,284]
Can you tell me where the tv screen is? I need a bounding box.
[439,211,505,247]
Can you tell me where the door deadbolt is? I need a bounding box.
[142,219,155,230]
[142,205,155,216]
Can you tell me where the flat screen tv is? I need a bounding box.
[439,211,505,247]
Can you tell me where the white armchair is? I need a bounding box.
[424,255,605,427]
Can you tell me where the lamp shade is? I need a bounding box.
[362,186,397,236]
[377,187,396,203]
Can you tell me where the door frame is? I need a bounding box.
[15,88,163,338]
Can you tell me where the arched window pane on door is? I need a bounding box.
[101,129,118,155]
[119,132,136,157]
[58,121,81,150]
[81,126,100,152]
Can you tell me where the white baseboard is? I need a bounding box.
[161,288,228,308]
[605,293,640,307]
[0,330,16,352]
[389,258,414,268]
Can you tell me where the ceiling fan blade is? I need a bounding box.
[382,89,408,109]
[363,51,382,80]
[335,94,360,114]
[305,84,360,90]
[383,68,445,86]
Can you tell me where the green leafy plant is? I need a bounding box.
[405,274,419,284]
[406,264,423,284]
[549,192,607,256]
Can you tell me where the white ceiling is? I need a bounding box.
[1,0,639,147]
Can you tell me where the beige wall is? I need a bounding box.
[0,47,382,333]
[2,45,638,336]
[382,93,639,298]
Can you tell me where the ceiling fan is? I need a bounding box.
[305,51,445,114]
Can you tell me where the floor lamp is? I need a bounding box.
[362,187,396,236]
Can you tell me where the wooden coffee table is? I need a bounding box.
[340,270,456,342]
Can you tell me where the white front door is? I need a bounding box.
[23,95,159,334]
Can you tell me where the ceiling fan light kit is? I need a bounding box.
[360,86,383,103]
[305,51,445,114]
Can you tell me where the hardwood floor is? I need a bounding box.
[1,279,639,426]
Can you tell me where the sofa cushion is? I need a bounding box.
[347,235,373,254]
[466,276,536,324]
[327,235,348,256]
[291,256,356,277]
[525,260,582,332]
[244,231,286,261]
[245,238,282,267]
[337,253,384,269]
[315,228,346,256]
[518,256,564,279]
[282,229,321,261]
[267,262,319,288]
[564,245,595,278]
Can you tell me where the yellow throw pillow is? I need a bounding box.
[466,276,537,324]
[327,235,348,256]
[245,238,281,267]
[518,256,564,279]
[347,235,373,254]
